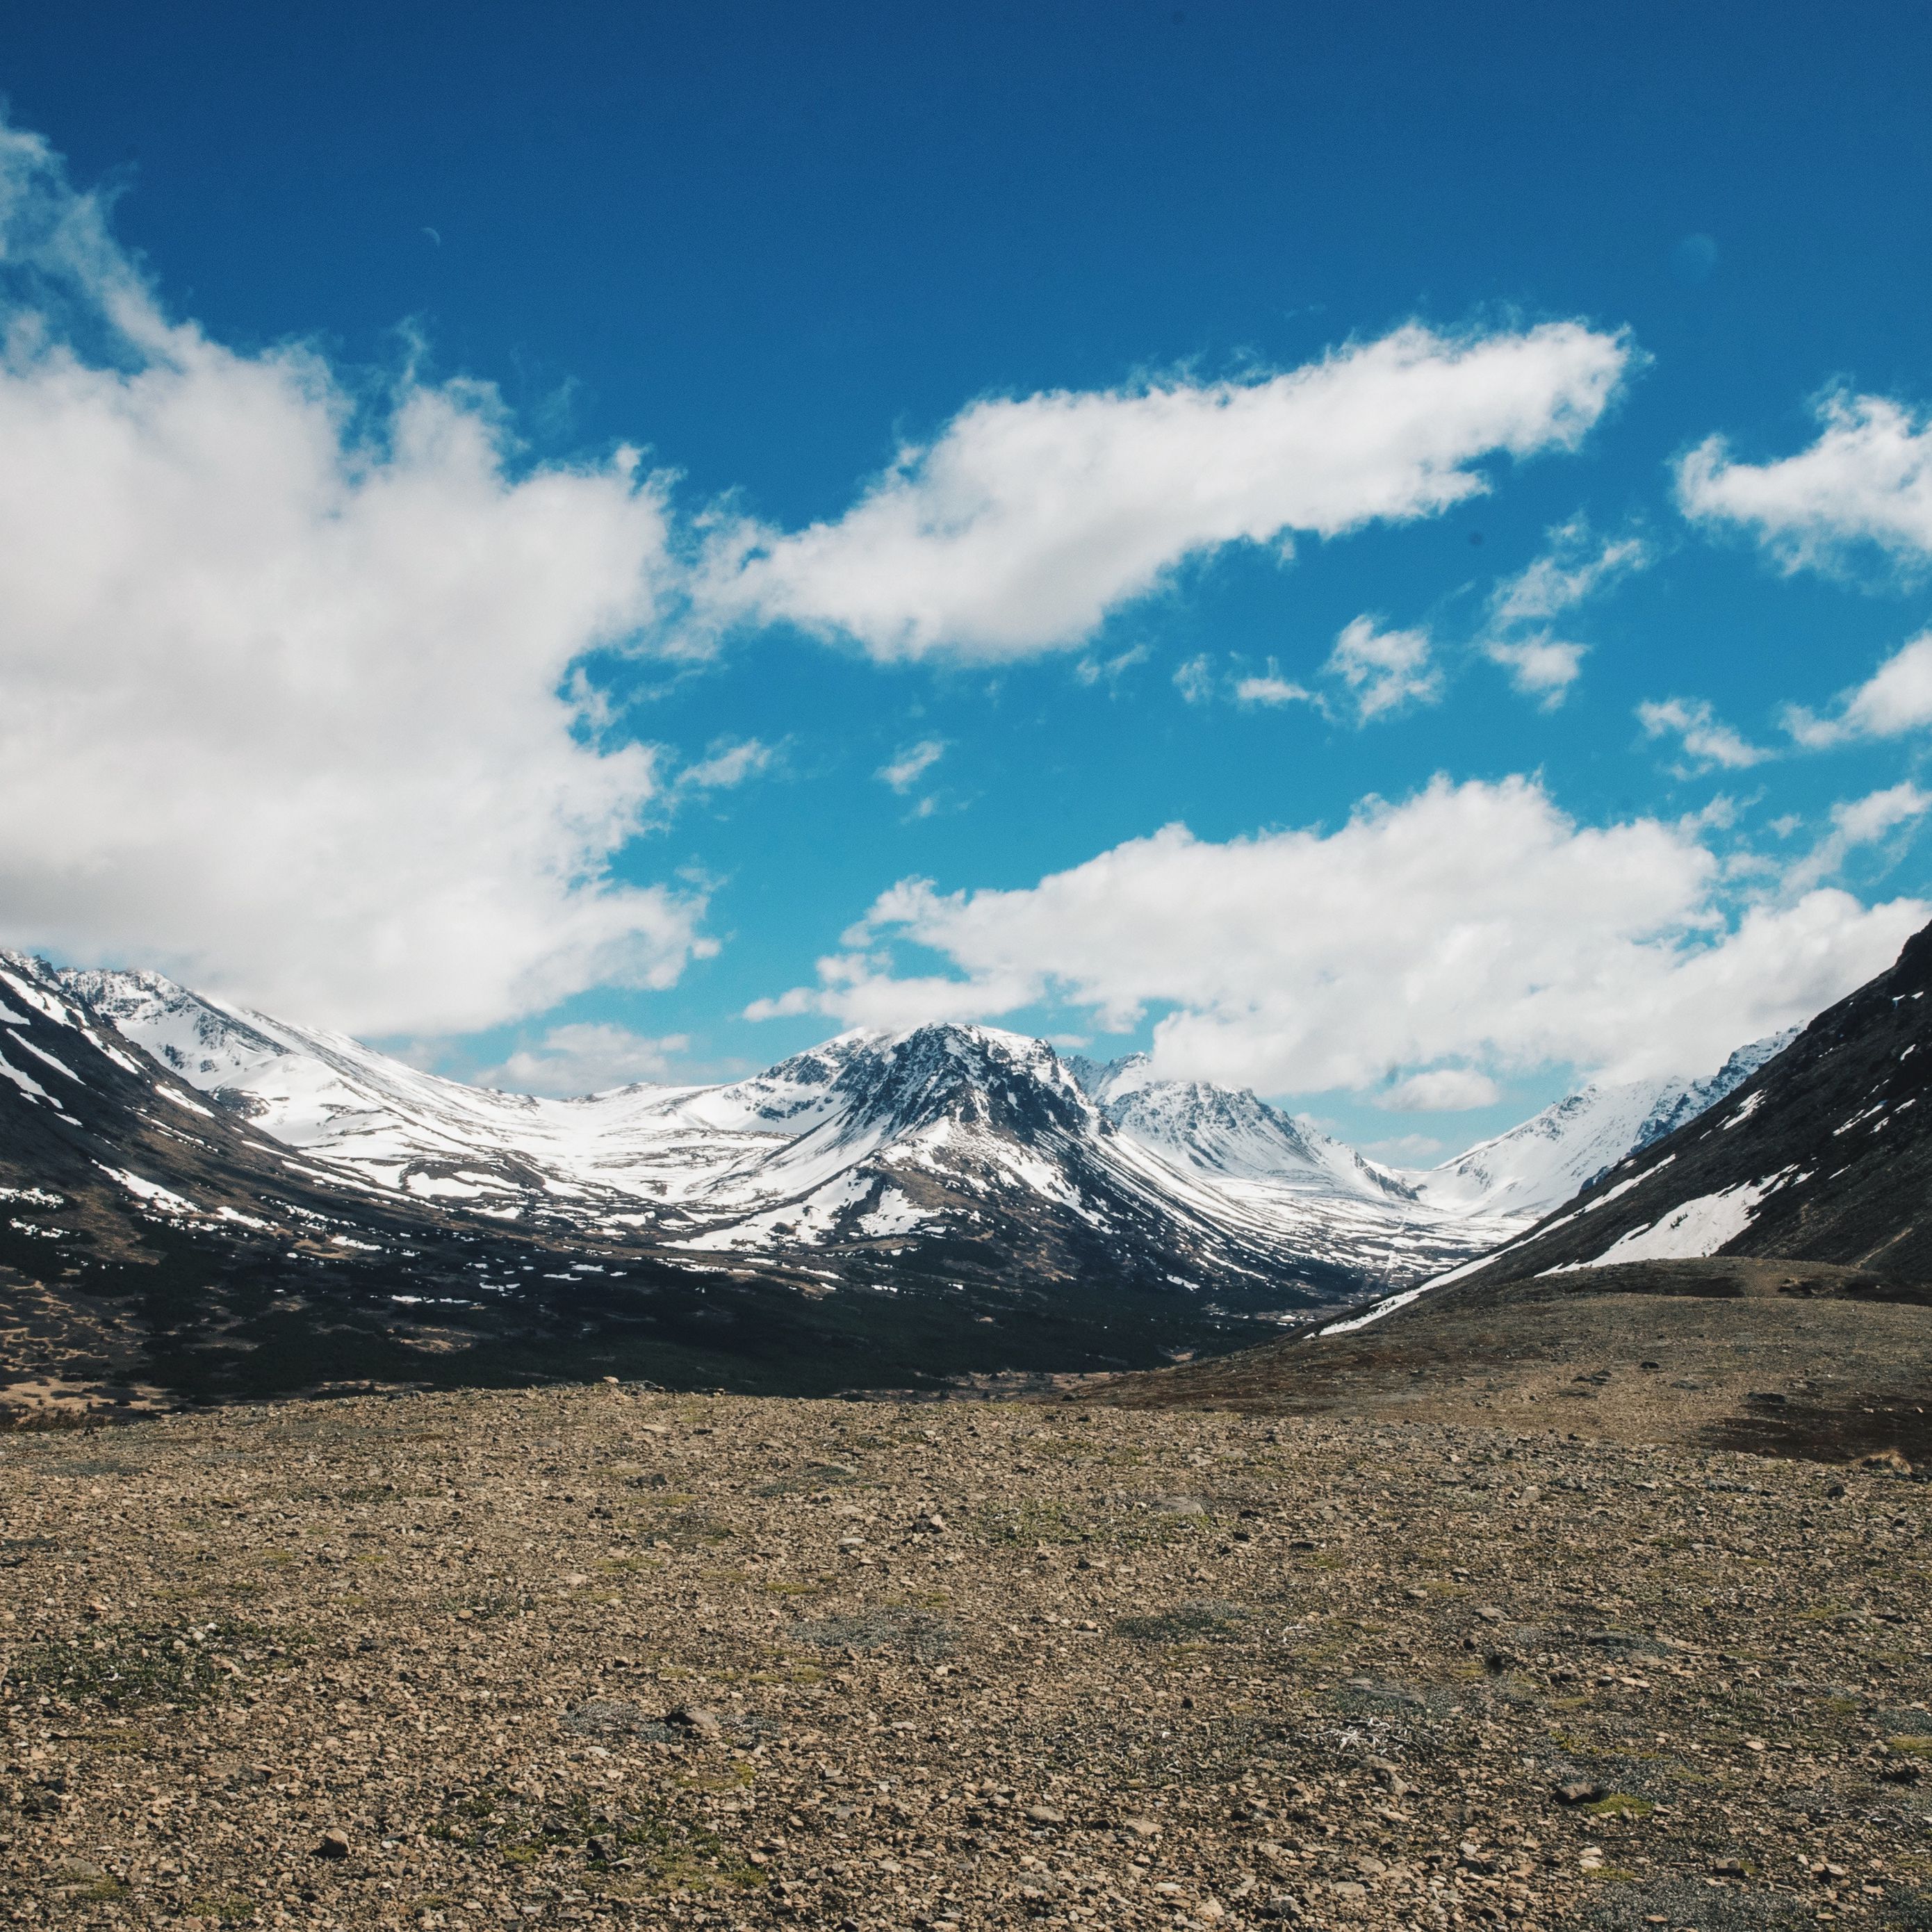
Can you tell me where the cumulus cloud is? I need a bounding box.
[0,120,707,1036]
[748,774,1924,1096]
[1380,1067,1503,1111]
[1784,632,1932,746]
[703,321,1634,662]
[1638,698,1772,772]
[478,1022,691,1097]
[877,739,947,793]
[1487,636,1588,703]
[1678,391,1932,571]
[1480,516,1649,707]
[1326,616,1439,722]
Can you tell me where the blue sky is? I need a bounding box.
[4,1,1932,1160]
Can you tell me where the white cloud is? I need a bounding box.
[1233,662,1317,709]
[1380,1068,1502,1111]
[479,1022,691,1097]
[1489,517,1650,625]
[1173,655,1218,705]
[1325,616,1439,722]
[704,320,1634,662]
[1074,644,1149,687]
[675,738,776,794]
[1480,516,1649,707]
[1784,632,1932,746]
[1783,783,1932,894]
[1678,391,1932,570]
[0,120,707,1036]
[877,739,947,793]
[1485,636,1587,705]
[1637,697,1772,772]
[750,774,1924,1096]
[1361,1132,1448,1162]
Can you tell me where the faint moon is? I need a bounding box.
[1673,233,1717,284]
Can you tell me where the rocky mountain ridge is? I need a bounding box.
[0,951,1800,1405]
[39,964,1518,1300]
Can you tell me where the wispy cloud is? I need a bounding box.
[674,738,777,794]
[877,739,947,794]
[1074,643,1149,687]
[1233,662,1318,709]
[1490,517,1650,625]
[1783,783,1932,894]
[1173,655,1218,705]
[1637,697,1772,773]
[1480,516,1651,707]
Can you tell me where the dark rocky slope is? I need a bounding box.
[1095,922,1932,1464]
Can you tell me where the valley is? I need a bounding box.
[0,953,1771,1418]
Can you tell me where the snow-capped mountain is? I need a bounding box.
[1376,919,1932,1294]
[0,947,1826,1403]
[19,961,1535,1309]
[1407,1031,1797,1221]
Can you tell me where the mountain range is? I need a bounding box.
[1102,920,1932,1468]
[0,951,1790,1406]
[1373,916,1932,1300]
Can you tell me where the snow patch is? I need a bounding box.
[1557,1170,1799,1270]
[97,1165,204,1217]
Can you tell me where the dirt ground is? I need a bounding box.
[1,1377,1928,1931]
[1093,1261,1932,1470]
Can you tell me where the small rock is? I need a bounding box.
[1024,1802,1066,1825]
[316,1828,350,1860]
[666,1703,723,1738]
[1711,1855,1749,1877]
[1121,1815,1162,1837]
[1555,1780,1602,1806]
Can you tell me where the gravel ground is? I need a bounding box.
[1,1386,1929,1931]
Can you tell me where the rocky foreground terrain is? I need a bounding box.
[1,1383,1928,1932]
